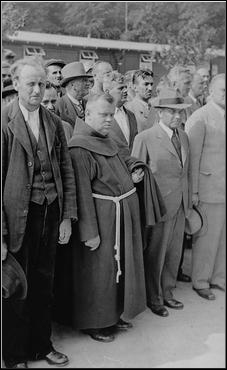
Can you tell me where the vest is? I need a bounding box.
[26,118,57,205]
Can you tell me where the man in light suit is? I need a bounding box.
[132,88,191,317]
[185,74,225,300]
[55,62,91,128]
[125,69,156,133]
[108,73,138,155]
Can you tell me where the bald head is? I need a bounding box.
[190,73,204,98]
[209,74,225,109]
[92,61,113,84]
[197,67,210,84]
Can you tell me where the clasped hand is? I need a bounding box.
[131,167,144,183]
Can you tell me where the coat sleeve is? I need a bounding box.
[56,118,78,221]
[131,133,149,164]
[2,121,9,238]
[185,114,206,195]
[69,147,99,242]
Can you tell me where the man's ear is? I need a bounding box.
[12,78,19,92]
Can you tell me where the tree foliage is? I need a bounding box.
[2,2,28,39]
[2,2,225,67]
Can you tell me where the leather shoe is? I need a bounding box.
[45,350,69,367]
[164,299,184,309]
[115,318,133,330]
[5,363,28,369]
[193,287,216,300]
[177,272,191,283]
[82,328,115,342]
[149,304,169,317]
[210,284,225,292]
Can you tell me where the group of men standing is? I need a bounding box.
[2,54,225,368]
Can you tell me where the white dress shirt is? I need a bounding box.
[158,120,173,139]
[19,102,40,141]
[114,106,130,144]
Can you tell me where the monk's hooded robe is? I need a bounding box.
[68,120,165,329]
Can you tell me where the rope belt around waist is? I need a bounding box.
[92,187,136,283]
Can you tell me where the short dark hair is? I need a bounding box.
[86,92,114,111]
[132,69,154,84]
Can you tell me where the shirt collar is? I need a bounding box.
[115,106,125,114]
[210,100,225,117]
[158,120,173,139]
[67,92,80,106]
[19,102,40,122]
[134,97,149,109]
[188,91,197,103]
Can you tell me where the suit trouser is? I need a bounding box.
[2,199,59,365]
[192,202,225,289]
[144,204,185,305]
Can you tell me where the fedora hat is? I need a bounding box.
[154,88,191,110]
[2,253,28,300]
[185,204,208,237]
[45,58,66,68]
[61,62,92,87]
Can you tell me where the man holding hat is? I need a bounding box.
[55,61,91,128]
[185,73,225,300]
[132,88,191,317]
[45,58,66,97]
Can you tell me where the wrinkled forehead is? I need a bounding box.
[19,64,47,79]
[47,64,62,73]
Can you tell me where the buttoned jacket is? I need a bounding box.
[132,123,190,219]
[55,94,85,128]
[125,98,157,133]
[185,101,225,203]
[2,99,77,253]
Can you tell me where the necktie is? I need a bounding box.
[171,129,182,164]
[76,103,84,119]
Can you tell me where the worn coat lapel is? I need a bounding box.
[178,128,188,166]
[40,106,56,154]
[111,118,128,145]
[156,124,180,161]
[64,95,79,121]
[8,99,34,158]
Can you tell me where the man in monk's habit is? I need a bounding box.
[68,93,165,342]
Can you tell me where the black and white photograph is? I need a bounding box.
[2,1,225,368]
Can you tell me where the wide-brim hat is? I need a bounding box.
[61,62,92,87]
[45,58,66,68]
[2,252,28,300]
[185,204,208,237]
[154,87,191,109]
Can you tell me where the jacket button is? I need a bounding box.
[26,184,31,190]
[23,209,28,215]
[28,161,33,167]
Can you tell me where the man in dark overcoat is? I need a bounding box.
[2,56,77,368]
